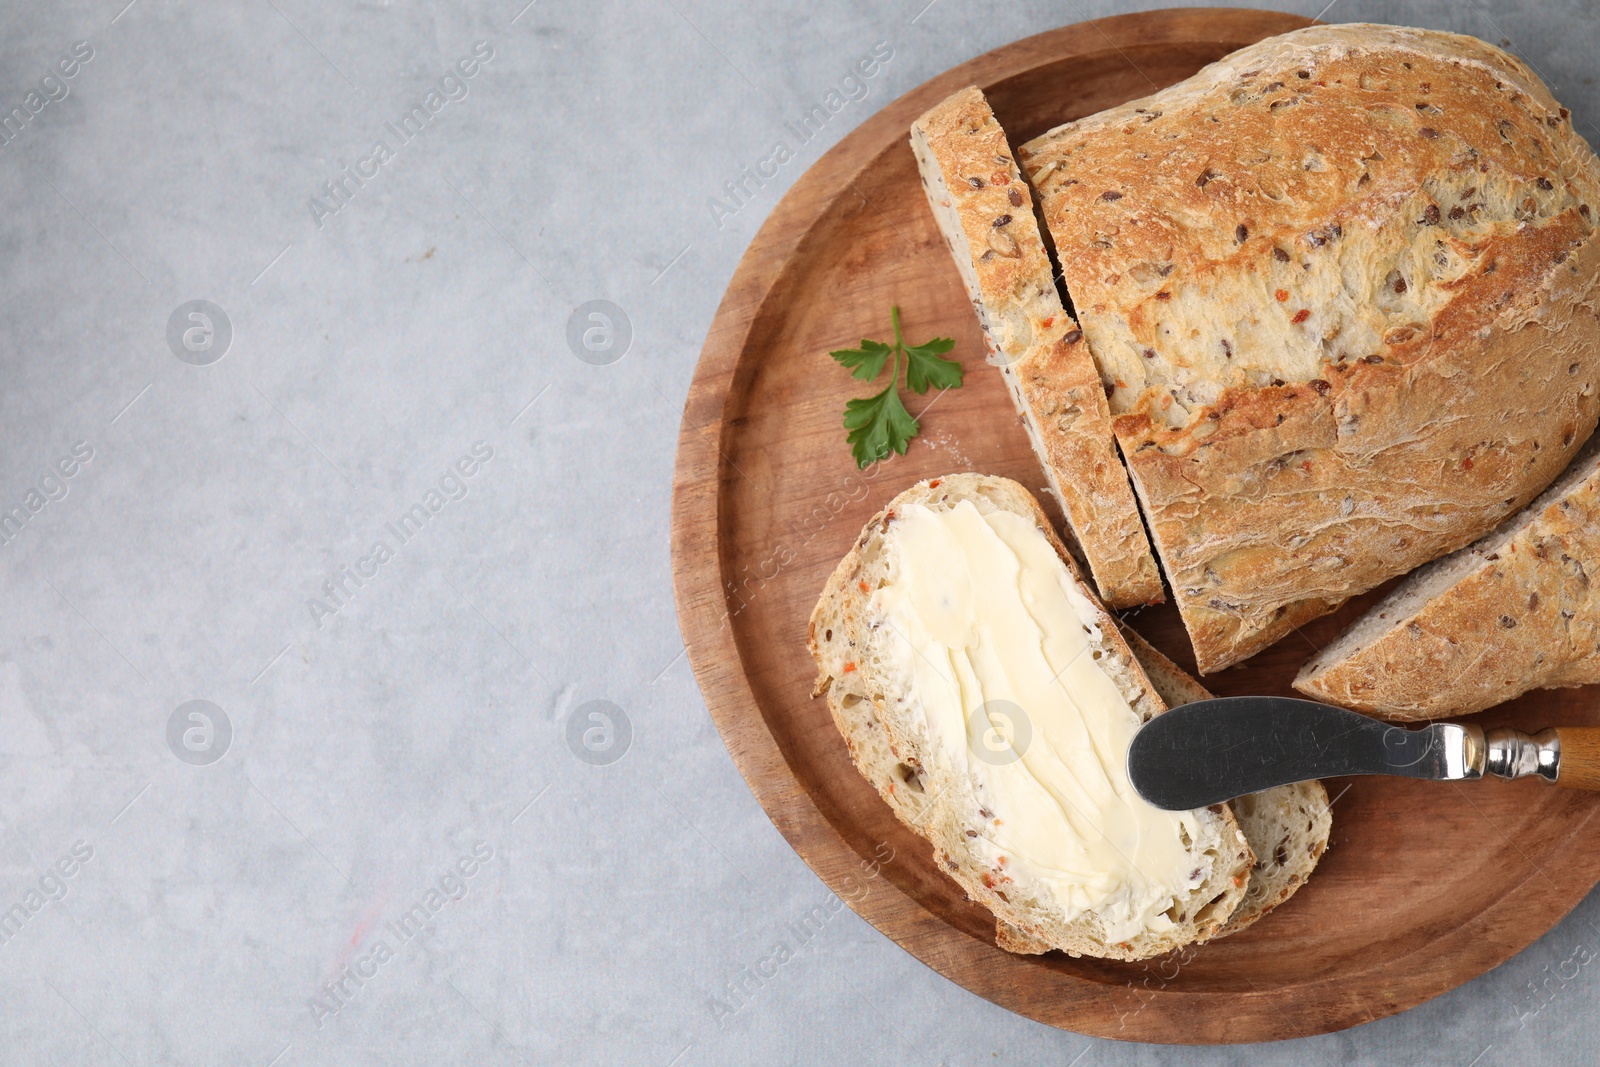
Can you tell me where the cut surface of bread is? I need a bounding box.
[1117,624,1330,936]
[808,474,1251,961]
[1297,433,1600,719]
[910,87,1163,609]
[1018,24,1600,673]
[1221,787,1334,938]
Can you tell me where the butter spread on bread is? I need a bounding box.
[874,499,1204,940]
[808,474,1252,960]
[1018,24,1600,672]
[909,87,1162,608]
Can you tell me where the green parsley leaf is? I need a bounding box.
[903,336,961,394]
[829,338,894,382]
[843,381,919,469]
[827,305,964,468]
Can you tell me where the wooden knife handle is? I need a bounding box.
[1556,727,1600,790]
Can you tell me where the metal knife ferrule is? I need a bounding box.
[1482,726,1561,783]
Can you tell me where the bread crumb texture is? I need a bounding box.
[1020,24,1600,671]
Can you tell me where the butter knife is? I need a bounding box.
[1127,696,1600,811]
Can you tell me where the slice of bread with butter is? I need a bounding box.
[808,474,1253,959]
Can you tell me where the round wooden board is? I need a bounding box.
[670,7,1600,1044]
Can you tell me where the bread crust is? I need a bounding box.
[1019,24,1600,672]
[807,474,1252,960]
[910,88,1163,608]
[1297,436,1600,718]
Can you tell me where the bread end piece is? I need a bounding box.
[909,89,1163,610]
[1296,434,1600,719]
[808,473,1250,960]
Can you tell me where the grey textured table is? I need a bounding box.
[2,1,1598,1063]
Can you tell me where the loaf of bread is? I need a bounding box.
[1298,434,1600,718]
[1018,24,1600,672]
[910,87,1164,608]
[1118,624,1330,935]
[808,474,1251,960]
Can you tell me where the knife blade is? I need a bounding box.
[1124,696,1587,810]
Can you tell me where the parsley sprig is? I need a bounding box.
[830,306,961,469]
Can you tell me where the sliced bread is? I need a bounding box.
[1017,24,1600,672]
[910,87,1163,609]
[807,473,1251,960]
[1297,433,1600,719]
[1116,623,1330,936]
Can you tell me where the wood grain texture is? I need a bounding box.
[670,8,1600,1044]
[1558,728,1600,790]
